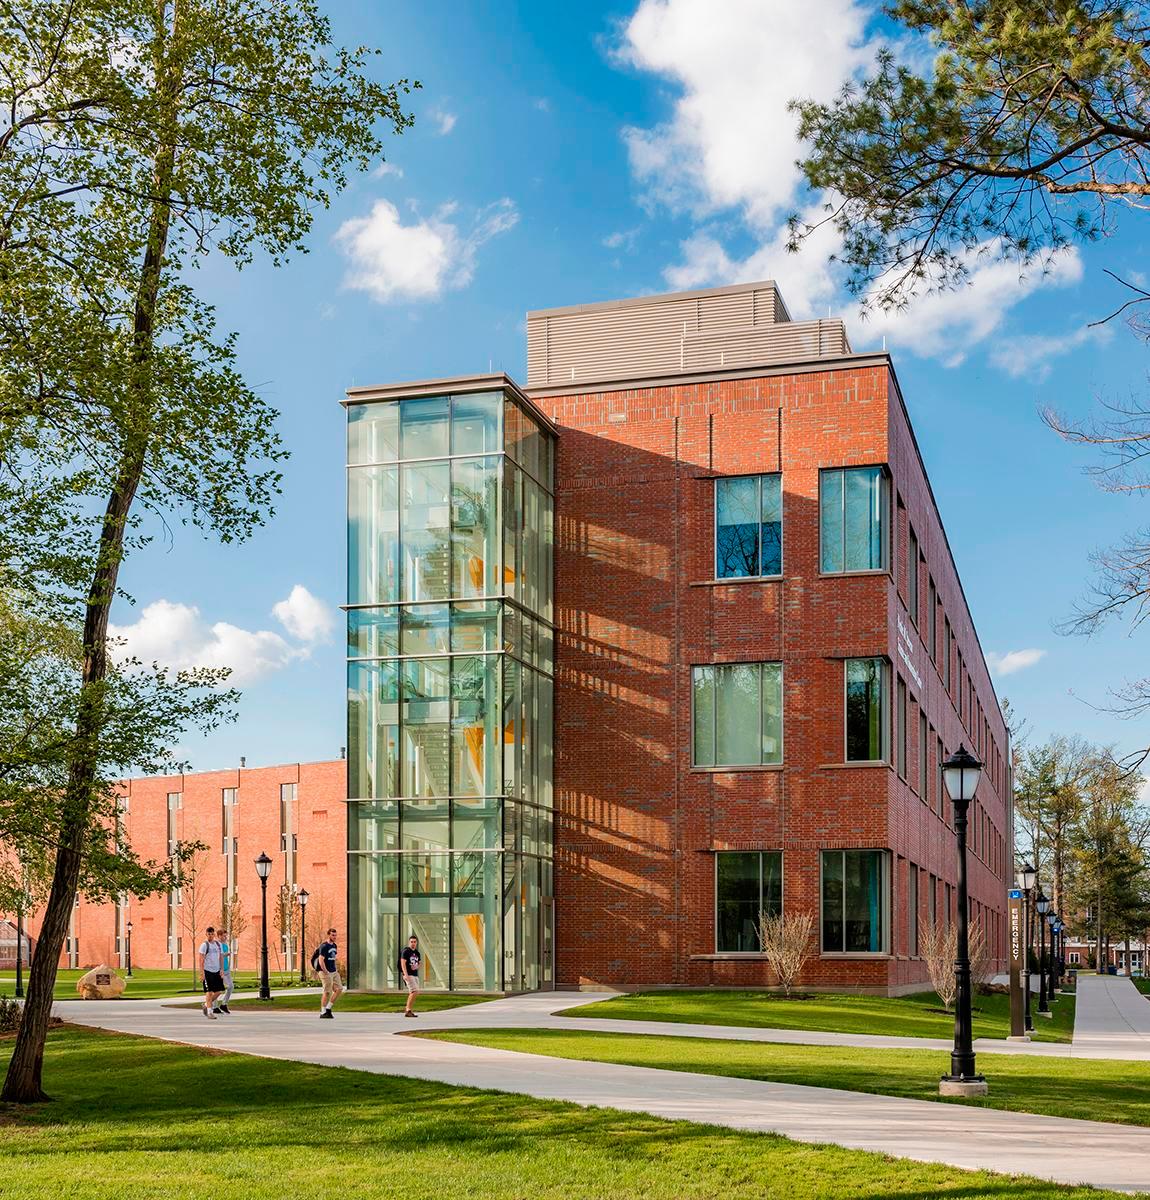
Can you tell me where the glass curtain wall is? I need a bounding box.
[347,389,555,992]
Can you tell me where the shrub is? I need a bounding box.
[758,911,814,997]
[919,920,958,1009]
[0,994,23,1033]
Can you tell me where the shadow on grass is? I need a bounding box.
[0,1028,1119,1199]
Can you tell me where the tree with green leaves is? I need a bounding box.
[1068,755,1148,966]
[1013,735,1093,910]
[0,1,415,1102]
[792,0,1150,310]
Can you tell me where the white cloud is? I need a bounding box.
[617,0,876,228]
[372,161,404,179]
[603,228,640,252]
[533,97,552,113]
[986,648,1047,677]
[430,107,457,135]
[617,0,1090,370]
[663,204,842,317]
[335,198,518,304]
[987,323,1112,381]
[861,245,1085,366]
[109,586,336,686]
[272,585,335,644]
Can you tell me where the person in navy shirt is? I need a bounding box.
[313,927,343,1019]
[400,935,421,1018]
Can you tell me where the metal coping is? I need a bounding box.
[525,278,792,322]
[343,372,558,434]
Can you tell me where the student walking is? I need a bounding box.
[198,927,224,1020]
[313,927,343,1019]
[213,931,234,1015]
[400,935,421,1018]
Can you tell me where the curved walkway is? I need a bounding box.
[63,991,1150,1194]
[1072,974,1150,1060]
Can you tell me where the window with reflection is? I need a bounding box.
[821,850,888,953]
[692,662,783,767]
[715,474,782,579]
[820,466,889,573]
[845,658,888,762]
[716,851,782,952]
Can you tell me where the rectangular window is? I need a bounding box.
[820,466,889,574]
[944,619,952,690]
[845,658,888,762]
[821,850,889,953]
[692,662,783,767]
[908,863,919,957]
[928,578,937,661]
[928,873,938,927]
[715,474,782,579]
[908,527,919,625]
[937,736,945,820]
[918,709,928,798]
[715,851,783,952]
[896,678,907,778]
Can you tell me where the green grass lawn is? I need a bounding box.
[223,991,498,1013]
[565,988,1075,1042]
[1133,977,1150,997]
[425,1027,1149,1127]
[0,967,310,1001]
[0,1026,1123,1199]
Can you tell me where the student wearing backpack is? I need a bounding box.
[213,932,234,1015]
[312,927,343,1019]
[197,927,224,1020]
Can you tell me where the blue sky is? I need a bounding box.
[114,0,1150,772]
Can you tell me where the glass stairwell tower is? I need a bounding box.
[345,377,555,992]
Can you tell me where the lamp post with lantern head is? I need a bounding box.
[939,745,988,1096]
[255,852,273,1001]
[1036,892,1051,1016]
[298,889,310,984]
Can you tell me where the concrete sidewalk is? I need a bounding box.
[65,991,1150,1194]
[1073,974,1150,1060]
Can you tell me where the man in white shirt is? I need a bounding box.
[198,926,224,1020]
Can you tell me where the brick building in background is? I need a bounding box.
[345,279,1012,995]
[18,760,345,972]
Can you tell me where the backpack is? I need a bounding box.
[310,946,324,972]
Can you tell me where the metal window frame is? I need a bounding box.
[714,849,784,953]
[819,848,891,954]
[818,464,891,576]
[843,656,891,764]
[713,472,784,582]
[690,660,784,768]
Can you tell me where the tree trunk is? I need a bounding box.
[1,1,182,1102]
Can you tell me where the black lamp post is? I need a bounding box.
[14,900,24,1000]
[1036,892,1051,1016]
[1047,913,1059,993]
[1016,862,1036,1032]
[940,744,987,1095]
[298,888,309,984]
[255,852,273,1001]
[126,919,133,978]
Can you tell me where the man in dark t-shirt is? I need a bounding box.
[314,928,343,1019]
[399,935,421,1018]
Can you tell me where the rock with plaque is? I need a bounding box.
[76,964,126,999]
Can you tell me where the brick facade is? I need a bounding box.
[532,358,1012,994]
[18,759,346,973]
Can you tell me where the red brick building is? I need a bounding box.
[525,281,1011,993]
[19,759,346,973]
